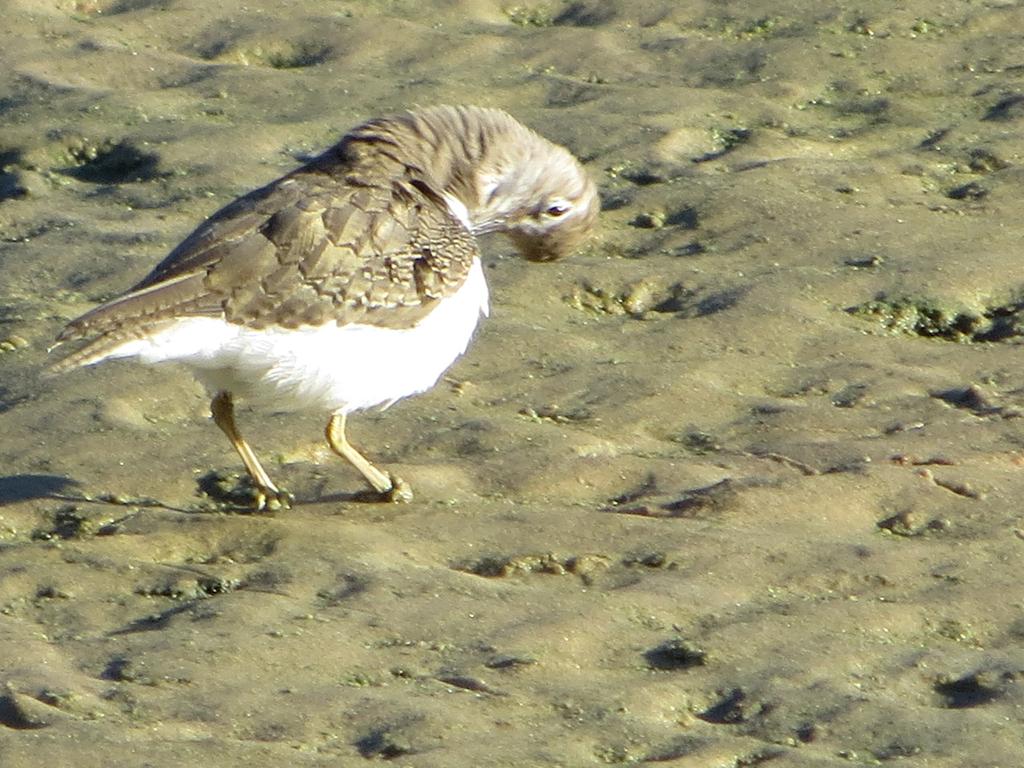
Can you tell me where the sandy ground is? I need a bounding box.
[2,0,1024,765]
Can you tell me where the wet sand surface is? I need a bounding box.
[2,1,1024,765]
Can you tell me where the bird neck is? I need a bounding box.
[339,106,556,235]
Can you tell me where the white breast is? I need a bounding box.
[102,258,490,414]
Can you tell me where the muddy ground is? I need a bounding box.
[2,1,1024,765]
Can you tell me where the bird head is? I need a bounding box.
[474,134,600,262]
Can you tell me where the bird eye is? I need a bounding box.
[544,202,570,218]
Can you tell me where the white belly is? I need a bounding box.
[102,258,489,414]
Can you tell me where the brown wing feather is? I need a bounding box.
[52,159,480,371]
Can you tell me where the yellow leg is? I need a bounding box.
[210,391,292,510]
[326,412,412,502]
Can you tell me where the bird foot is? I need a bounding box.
[254,486,294,512]
[382,474,413,503]
[197,470,292,512]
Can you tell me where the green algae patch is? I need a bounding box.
[505,5,555,27]
[851,293,1024,342]
[850,295,984,341]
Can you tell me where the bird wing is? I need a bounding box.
[53,164,480,367]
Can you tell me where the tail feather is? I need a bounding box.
[47,333,146,376]
[49,270,220,375]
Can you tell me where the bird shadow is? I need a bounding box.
[0,471,382,515]
[0,474,80,506]
[0,472,194,514]
[311,489,386,505]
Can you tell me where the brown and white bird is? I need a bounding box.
[50,105,599,509]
